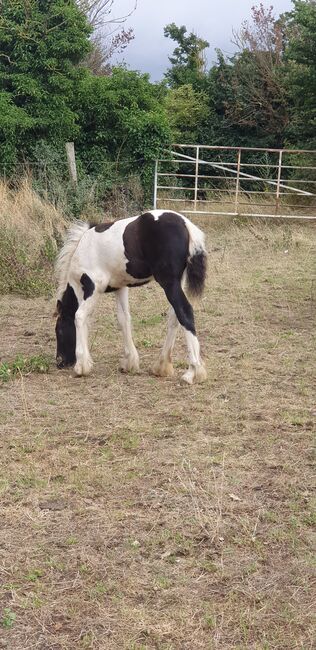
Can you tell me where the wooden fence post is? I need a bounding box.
[65,142,78,186]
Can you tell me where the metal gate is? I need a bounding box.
[154,145,316,220]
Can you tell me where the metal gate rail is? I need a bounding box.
[154,145,316,219]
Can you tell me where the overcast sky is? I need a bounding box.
[109,0,293,80]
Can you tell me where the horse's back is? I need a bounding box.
[65,210,205,291]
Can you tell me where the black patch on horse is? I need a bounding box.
[123,217,152,279]
[80,273,95,300]
[140,212,189,278]
[104,281,150,293]
[58,283,78,317]
[125,212,196,334]
[186,250,207,297]
[92,222,114,233]
[123,211,189,281]
[127,280,150,288]
[55,284,78,368]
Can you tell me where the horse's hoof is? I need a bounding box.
[180,370,194,385]
[119,355,140,373]
[195,363,207,383]
[74,358,93,377]
[181,364,207,385]
[152,360,175,378]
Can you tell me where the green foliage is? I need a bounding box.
[164,23,209,88]
[29,140,113,217]
[1,608,16,628]
[0,0,92,167]
[284,0,316,147]
[75,67,171,196]
[162,5,313,152]
[0,91,35,170]
[164,84,210,142]
[205,47,288,148]
[0,1,171,198]
[76,68,170,161]
[0,354,51,383]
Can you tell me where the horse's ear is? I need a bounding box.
[53,300,62,317]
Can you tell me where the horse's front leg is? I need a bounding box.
[116,287,139,373]
[74,289,99,377]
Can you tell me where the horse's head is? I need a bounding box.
[55,285,78,369]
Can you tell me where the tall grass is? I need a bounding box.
[0,180,69,296]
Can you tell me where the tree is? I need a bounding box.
[78,0,115,27]
[77,0,135,75]
[221,4,288,147]
[75,68,171,192]
[82,28,134,75]
[164,84,210,143]
[284,0,316,148]
[0,0,92,165]
[0,92,34,169]
[164,23,209,88]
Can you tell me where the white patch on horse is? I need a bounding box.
[148,209,185,222]
[55,220,90,300]
[148,209,166,220]
[74,289,99,376]
[181,216,206,257]
[181,331,207,385]
[73,216,139,291]
[152,306,178,378]
[116,287,139,372]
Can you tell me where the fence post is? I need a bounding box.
[153,159,158,209]
[65,142,78,187]
[194,145,200,211]
[234,148,241,215]
[275,150,283,214]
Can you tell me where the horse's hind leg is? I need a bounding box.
[116,287,139,373]
[74,277,100,376]
[159,279,207,385]
[181,329,207,385]
[153,306,179,377]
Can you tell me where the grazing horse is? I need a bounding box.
[55,209,207,385]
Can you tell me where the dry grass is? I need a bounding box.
[0,216,315,649]
[0,180,68,295]
[156,192,316,219]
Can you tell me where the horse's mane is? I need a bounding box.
[55,220,90,298]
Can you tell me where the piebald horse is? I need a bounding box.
[55,209,207,385]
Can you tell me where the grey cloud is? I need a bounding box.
[110,0,293,80]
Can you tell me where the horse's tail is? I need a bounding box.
[184,218,207,298]
[55,220,90,297]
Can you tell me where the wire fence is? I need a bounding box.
[2,147,316,220]
[0,157,153,217]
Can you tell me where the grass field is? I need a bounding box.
[0,216,315,649]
